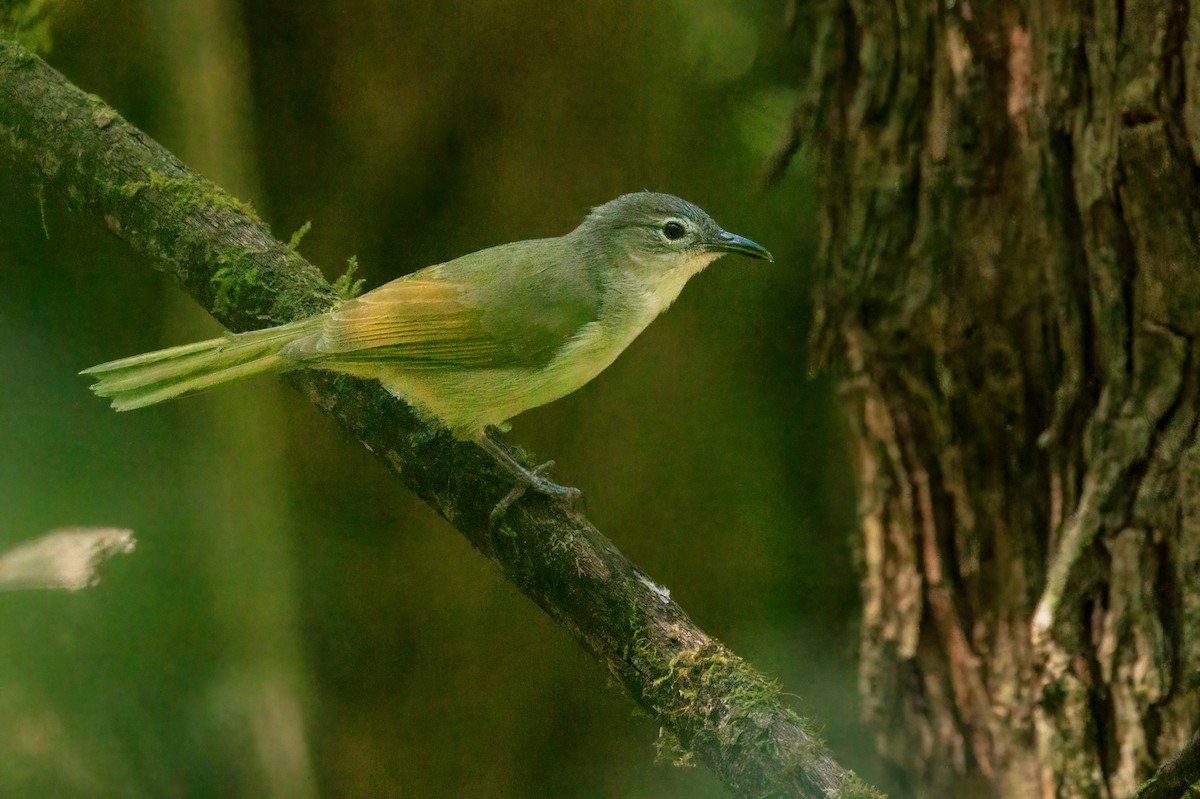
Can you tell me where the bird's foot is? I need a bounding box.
[474,433,582,525]
[489,459,582,525]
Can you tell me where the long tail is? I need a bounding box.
[82,318,322,411]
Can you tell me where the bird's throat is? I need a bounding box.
[624,251,721,325]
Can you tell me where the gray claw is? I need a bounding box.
[488,460,582,525]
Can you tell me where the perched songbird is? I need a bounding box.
[84,192,773,515]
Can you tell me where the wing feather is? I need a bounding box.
[297,242,602,370]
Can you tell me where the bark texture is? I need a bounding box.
[794,1,1200,796]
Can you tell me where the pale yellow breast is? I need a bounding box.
[375,319,626,438]
[373,250,722,438]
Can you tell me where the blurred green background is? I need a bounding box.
[0,1,875,796]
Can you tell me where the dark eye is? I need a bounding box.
[662,221,687,240]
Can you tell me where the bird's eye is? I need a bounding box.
[662,221,687,240]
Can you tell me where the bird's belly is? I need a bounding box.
[377,321,632,438]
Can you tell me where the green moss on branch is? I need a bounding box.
[0,36,878,799]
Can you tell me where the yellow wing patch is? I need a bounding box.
[304,276,514,368]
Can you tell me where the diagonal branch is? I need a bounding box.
[1134,729,1200,799]
[0,38,879,799]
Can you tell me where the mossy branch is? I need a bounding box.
[0,37,878,799]
[1134,729,1200,799]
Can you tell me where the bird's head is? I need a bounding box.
[576,192,773,275]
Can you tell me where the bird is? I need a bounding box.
[83,192,773,518]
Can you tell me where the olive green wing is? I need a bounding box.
[299,242,602,369]
[308,276,508,367]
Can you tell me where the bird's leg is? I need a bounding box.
[475,431,581,524]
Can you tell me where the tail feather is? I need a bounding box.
[83,318,320,411]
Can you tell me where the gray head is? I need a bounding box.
[575,192,773,265]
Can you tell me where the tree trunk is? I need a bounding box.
[797,2,1200,796]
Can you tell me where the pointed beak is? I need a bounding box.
[706,230,774,262]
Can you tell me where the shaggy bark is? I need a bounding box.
[786,1,1200,796]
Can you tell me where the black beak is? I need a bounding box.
[707,230,774,262]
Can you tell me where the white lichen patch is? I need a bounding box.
[0,527,136,592]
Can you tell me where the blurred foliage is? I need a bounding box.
[0,0,878,796]
[0,0,59,51]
